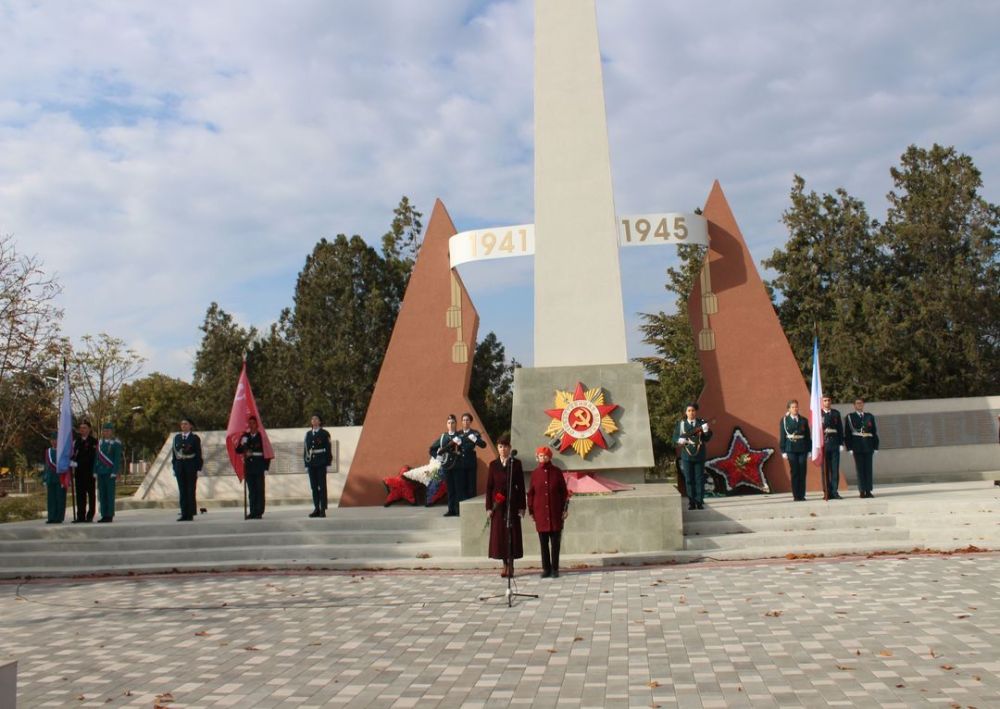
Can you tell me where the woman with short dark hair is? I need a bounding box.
[485,434,526,578]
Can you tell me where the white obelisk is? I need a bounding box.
[534,0,627,367]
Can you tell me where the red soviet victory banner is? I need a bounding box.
[225,360,274,482]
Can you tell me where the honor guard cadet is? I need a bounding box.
[94,423,123,523]
[779,399,811,501]
[237,415,270,519]
[304,413,332,518]
[172,417,202,521]
[672,403,714,510]
[71,420,98,523]
[43,431,67,524]
[845,397,879,498]
[459,412,487,500]
[430,414,464,517]
[821,396,844,499]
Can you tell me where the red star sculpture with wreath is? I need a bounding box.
[543,381,620,459]
[705,427,773,494]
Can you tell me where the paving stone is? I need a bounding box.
[2,554,999,707]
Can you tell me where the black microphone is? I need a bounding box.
[510,449,518,458]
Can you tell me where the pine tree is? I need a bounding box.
[880,144,1000,397]
[469,331,518,438]
[637,243,706,468]
[191,303,256,429]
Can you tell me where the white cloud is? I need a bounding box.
[0,0,997,378]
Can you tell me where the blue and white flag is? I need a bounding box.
[55,367,74,484]
[808,337,824,464]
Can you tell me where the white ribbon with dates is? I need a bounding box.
[449,213,709,268]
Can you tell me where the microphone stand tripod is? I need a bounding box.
[481,453,538,607]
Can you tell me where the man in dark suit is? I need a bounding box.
[821,396,844,500]
[458,412,487,500]
[71,420,98,523]
[672,402,713,510]
[844,398,879,498]
[304,413,332,518]
[779,399,812,501]
[171,417,203,521]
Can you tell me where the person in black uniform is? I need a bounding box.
[458,412,487,500]
[171,417,202,521]
[672,403,713,510]
[779,399,811,501]
[304,413,332,518]
[71,420,98,523]
[844,397,879,498]
[236,415,270,519]
[430,414,464,517]
[820,395,844,499]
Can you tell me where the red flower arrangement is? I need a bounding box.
[483,492,507,531]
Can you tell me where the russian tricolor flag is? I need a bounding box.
[809,337,824,465]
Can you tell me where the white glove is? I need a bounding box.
[781,453,788,459]
[873,451,878,455]
[839,445,844,451]
[70,461,78,468]
[240,436,248,445]
[701,423,709,432]
[469,434,477,442]
[452,436,461,445]
[677,437,688,445]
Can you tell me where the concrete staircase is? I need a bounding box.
[678,480,1000,562]
[0,505,461,578]
[1,482,996,578]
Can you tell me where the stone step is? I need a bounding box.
[683,526,914,552]
[0,528,448,554]
[0,540,459,571]
[0,509,458,541]
[684,513,901,536]
[683,494,1000,523]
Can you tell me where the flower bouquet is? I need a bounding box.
[483,492,505,531]
[403,458,442,486]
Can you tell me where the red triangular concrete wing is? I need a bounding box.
[689,181,826,494]
[339,199,495,506]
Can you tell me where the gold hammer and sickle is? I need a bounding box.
[572,408,592,429]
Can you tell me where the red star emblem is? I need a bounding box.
[705,427,773,494]
[543,382,620,459]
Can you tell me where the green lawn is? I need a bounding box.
[0,483,140,523]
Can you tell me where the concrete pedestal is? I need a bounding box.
[460,485,683,558]
[0,659,16,709]
[511,363,655,474]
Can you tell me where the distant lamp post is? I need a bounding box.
[128,405,145,483]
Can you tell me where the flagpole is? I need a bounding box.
[241,350,248,521]
[813,327,829,502]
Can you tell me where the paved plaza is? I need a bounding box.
[3,553,999,708]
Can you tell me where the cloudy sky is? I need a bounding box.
[2,0,998,380]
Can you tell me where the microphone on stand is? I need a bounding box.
[510,449,518,458]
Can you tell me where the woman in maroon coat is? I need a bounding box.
[527,446,570,578]
[485,434,526,578]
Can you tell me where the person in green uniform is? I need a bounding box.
[94,422,123,522]
[844,398,879,498]
[779,399,812,501]
[43,431,67,524]
[172,417,202,521]
[673,403,714,510]
[821,396,845,499]
[304,413,332,518]
[236,416,270,519]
